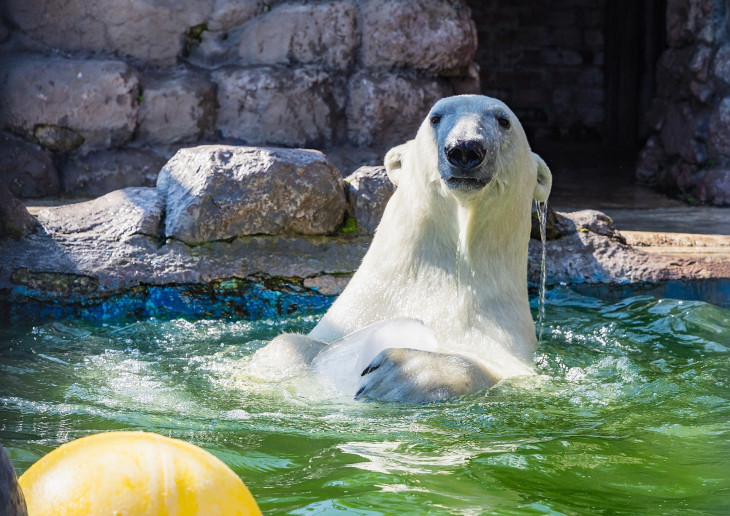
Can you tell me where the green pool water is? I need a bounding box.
[1,288,729,515]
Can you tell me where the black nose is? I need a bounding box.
[445,140,486,171]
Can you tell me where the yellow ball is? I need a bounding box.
[18,431,261,516]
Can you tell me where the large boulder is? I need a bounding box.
[0,56,139,153]
[344,166,396,235]
[137,71,217,147]
[60,149,166,197]
[360,0,477,72]
[346,71,452,147]
[212,66,345,147]
[3,0,212,66]
[157,146,347,244]
[0,132,60,198]
[236,1,358,70]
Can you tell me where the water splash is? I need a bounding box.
[536,199,549,343]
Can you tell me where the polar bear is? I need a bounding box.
[252,95,552,403]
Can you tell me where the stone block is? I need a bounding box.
[708,96,730,159]
[236,1,357,70]
[137,71,217,147]
[157,146,346,244]
[689,44,713,81]
[712,43,730,85]
[344,166,396,235]
[4,0,212,66]
[61,149,166,197]
[694,168,730,205]
[212,66,345,147]
[0,56,139,153]
[0,132,60,198]
[666,0,723,48]
[346,71,452,148]
[37,187,164,242]
[636,136,667,185]
[206,0,259,32]
[660,102,707,164]
[360,0,477,72]
[0,184,39,239]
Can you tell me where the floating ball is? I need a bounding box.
[19,431,261,516]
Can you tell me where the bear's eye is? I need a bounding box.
[497,114,511,129]
[430,114,442,126]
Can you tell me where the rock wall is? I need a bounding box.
[0,0,478,198]
[637,0,730,206]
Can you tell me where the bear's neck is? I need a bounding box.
[361,182,537,358]
[311,175,538,367]
[415,187,533,301]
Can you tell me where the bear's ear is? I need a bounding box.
[384,141,411,186]
[532,152,552,202]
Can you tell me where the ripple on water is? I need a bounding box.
[1,290,729,514]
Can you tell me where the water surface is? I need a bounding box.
[1,288,728,514]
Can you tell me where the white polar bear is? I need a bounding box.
[252,95,552,403]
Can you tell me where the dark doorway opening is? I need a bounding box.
[605,0,667,152]
[466,0,668,208]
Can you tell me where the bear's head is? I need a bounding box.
[386,95,551,207]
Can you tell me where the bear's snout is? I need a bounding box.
[445,140,486,171]
[440,136,494,192]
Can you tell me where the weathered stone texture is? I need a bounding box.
[714,44,730,85]
[708,96,730,159]
[0,184,39,239]
[37,187,164,242]
[237,1,358,70]
[157,146,346,244]
[0,132,60,198]
[694,168,730,205]
[360,0,477,73]
[2,202,727,318]
[660,102,707,164]
[0,0,481,197]
[665,0,725,47]
[3,0,212,66]
[61,149,166,197]
[347,71,452,147]
[213,67,345,147]
[344,166,396,235]
[0,56,139,153]
[137,71,217,147]
[636,0,730,205]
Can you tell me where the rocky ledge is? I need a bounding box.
[1,145,728,322]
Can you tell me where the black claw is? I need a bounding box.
[361,363,380,376]
[355,386,365,399]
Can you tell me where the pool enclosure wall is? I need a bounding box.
[0,0,729,204]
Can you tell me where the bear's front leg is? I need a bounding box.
[247,333,327,380]
[355,348,496,403]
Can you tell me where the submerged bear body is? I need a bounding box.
[254,95,552,403]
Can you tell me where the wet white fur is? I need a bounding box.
[252,95,552,401]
